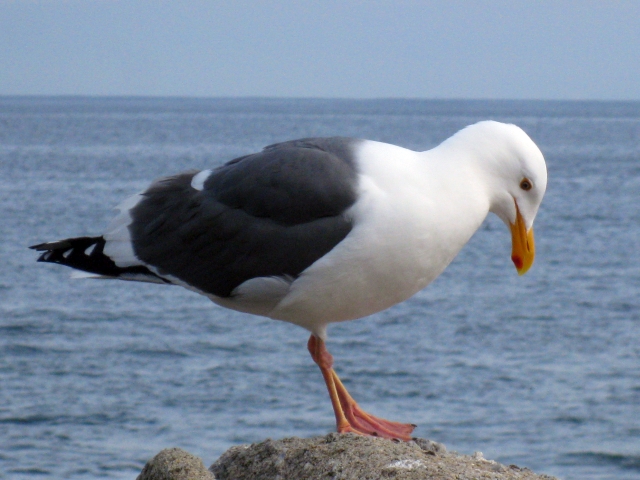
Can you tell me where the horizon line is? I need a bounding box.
[1,94,640,104]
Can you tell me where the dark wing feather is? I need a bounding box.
[129,138,361,297]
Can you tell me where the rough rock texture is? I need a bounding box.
[139,434,559,480]
[137,447,214,480]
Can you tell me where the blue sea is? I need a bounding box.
[1,97,639,479]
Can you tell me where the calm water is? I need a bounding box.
[1,97,639,480]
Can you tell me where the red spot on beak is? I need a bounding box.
[511,255,523,270]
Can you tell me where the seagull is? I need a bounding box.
[31,120,547,441]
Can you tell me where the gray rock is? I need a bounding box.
[208,434,559,480]
[136,435,559,480]
[137,447,214,480]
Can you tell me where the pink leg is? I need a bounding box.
[307,335,416,441]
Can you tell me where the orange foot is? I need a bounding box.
[307,335,416,441]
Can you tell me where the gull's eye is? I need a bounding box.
[520,178,532,191]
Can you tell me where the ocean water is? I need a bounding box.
[1,96,639,480]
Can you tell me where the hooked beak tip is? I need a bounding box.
[511,255,524,271]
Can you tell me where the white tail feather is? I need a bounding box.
[71,271,111,280]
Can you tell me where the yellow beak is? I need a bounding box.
[510,204,535,275]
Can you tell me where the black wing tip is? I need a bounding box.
[30,238,80,251]
[30,235,170,284]
[29,237,101,264]
[30,237,97,250]
[30,240,71,263]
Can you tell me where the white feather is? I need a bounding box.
[191,169,211,191]
[213,276,294,316]
[71,271,110,280]
[103,193,143,267]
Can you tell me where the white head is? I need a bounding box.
[449,121,548,274]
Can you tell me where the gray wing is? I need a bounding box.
[128,137,362,297]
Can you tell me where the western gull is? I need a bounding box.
[31,120,547,441]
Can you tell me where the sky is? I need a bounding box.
[1,0,639,100]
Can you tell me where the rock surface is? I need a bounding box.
[138,434,559,480]
[137,447,214,480]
